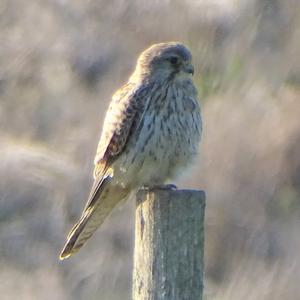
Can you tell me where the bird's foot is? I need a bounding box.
[140,184,177,191]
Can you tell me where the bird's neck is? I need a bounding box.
[129,70,176,87]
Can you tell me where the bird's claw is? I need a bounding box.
[140,184,177,191]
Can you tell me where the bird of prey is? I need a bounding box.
[60,42,202,259]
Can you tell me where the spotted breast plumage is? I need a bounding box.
[60,42,202,259]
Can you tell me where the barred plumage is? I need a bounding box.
[60,42,202,259]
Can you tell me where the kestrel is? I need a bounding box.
[60,42,202,259]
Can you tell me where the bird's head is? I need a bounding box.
[130,42,194,83]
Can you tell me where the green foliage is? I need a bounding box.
[197,56,244,100]
[269,186,300,219]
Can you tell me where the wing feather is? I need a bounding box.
[75,82,152,214]
[93,82,150,178]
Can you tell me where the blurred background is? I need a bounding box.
[1,0,300,299]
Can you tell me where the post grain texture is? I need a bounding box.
[133,189,205,300]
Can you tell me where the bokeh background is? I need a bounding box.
[1,0,300,299]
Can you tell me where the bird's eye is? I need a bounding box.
[169,56,179,65]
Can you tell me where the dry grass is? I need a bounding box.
[0,0,300,299]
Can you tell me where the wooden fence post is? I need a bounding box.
[132,189,206,300]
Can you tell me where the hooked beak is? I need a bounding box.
[182,63,194,75]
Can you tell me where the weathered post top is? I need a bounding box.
[133,188,206,300]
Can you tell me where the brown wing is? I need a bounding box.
[60,83,152,259]
[93,82,149,179]
[78,82,142,213]
[80,82,148,213]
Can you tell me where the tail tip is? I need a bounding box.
[59,254,69,261]
[59,242,82,260]
[59,249,71,260]
[59,243,75,260]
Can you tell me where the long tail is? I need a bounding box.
[60,176,128,260]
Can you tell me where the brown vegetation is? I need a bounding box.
[0,0,299,299]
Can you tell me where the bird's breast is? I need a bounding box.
[113,82,202,187]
